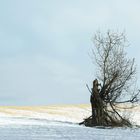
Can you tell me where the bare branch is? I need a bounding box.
[86,84,92,94]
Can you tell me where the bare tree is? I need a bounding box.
[80,31,139,127]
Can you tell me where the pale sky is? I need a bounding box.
[0,0,140,105]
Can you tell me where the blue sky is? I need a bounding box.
[0,0,140,105]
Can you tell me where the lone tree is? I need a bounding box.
[80,31,139,127]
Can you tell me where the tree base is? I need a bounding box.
[79,115,132,127]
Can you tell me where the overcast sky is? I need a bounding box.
[0,0,140,105]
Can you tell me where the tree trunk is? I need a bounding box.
[90,79,105,126]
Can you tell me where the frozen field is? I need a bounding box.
[0,104,139,140]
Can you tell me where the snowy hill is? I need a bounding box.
[0,104,139,125]
[0,104,140,140]
[0,104,90,125]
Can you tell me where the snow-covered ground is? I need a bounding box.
[0,105,90,125]
[0,104,139,140]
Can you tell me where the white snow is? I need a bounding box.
[0,104,139,140]
[0,104,139,125]
[0,105,91,125]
